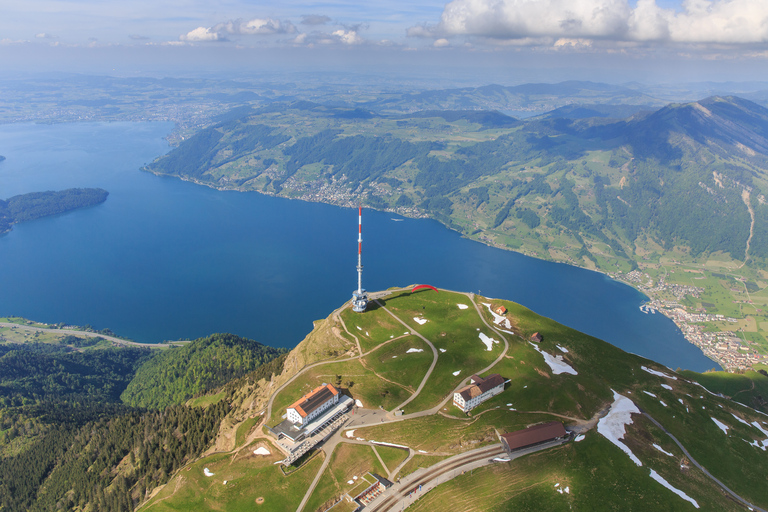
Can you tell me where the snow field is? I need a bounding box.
[597,391,642,466]
[457,304,469,310]
[254,447,271,455]
[413,317,428,325]
[711,417,729,434]
[479,332,499,351]
[641,366,677,380]
[406,348,423,353]
[652,444,674,457]
[204,468,214,477]
[649,469,699,508]
[528,342,577,375]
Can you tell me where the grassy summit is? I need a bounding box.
[140,288,768,512]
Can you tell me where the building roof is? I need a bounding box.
[288,383,339,418]
[457,373,504,402]
[530,332,543,342]
[500,421,566,451]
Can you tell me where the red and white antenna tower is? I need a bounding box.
[352,205,369,313]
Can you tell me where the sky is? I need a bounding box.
[2,0,768,84]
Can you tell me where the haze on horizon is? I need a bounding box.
[2,0,768,86]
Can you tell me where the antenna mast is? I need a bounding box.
[352,206,369,313]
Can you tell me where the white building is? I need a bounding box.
[287,383,340,426]
[453,374,505,413]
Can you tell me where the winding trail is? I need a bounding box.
[0,322,185,348]
[642,411,766,512]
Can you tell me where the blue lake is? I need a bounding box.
[0,122,720,372]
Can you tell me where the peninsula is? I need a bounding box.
[0,187,109,234]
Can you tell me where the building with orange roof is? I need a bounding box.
[286,383,340,426]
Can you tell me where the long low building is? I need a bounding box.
[287,383,340,425]
[500,421,568,455]
[453,373,505,412]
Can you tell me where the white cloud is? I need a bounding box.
[179,17,296,43]
[35,33,57,39]
[411,0,768,45]
[434,38,450,47]
[333,29,363,45]
[180,27,221,42]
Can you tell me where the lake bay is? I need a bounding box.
[0,122,719,372]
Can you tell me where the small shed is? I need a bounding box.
[530,332,543,343]
[494,305,507,316]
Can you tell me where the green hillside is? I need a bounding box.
[121,332,286,409]
[144,96,768,367]
[139,288,768,512]
[0,188,109,234]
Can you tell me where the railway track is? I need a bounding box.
[371,444,506,512]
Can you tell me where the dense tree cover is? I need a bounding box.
[121,333,285,409]
[0,344,153,406]
[0,188,108,233]
[0,401,229,511]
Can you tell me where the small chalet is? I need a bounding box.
[500,421,567,455]
[530,332,543,343]
[494,305,507,316]
[286,383,340,426]
[453,373,505,413]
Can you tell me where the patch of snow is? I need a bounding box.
[347,479,354,485]
[574,434,586,442]
[678,399,684,405]
[641,366,677,380]
[564,487,570,494]
[453,370,461,376]
[366,332,369,336]
[356,326,362,331]
[492,457,511,462]
[356,437,365,441]
[659,400,667,407]
[371,440,409,449]
[346,430,355,438]
[506,403,513,406]
[404,331,409,335]
[418,450,427,453]
[557,344,569,353]
[500,329,515,334]
[439,348,446,353]
[254,447,271,455]
[392,356,397,358]
[653,444,674,457]
[223,480,227,485]
[529,342,577,375]
[479,332,498,351]
[597,391,643,466]
[509,408,516,411]
[457,304,469,310]
[711,417,729,434]
[406,348,424,353]
[643,391,657,398]
[413,317,427,325]
[355,399,364,407]
[730,414,750,426]
[661,384,673,391]
[204,468,214,477]
[554,483,559,487]
[524,385,528,388]
[353,476,358,480]
[390,335,394,339]
[752,421,768,438]
[649,469,699,508]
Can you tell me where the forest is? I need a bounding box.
[0,332,286,510]
[0,188,109,233]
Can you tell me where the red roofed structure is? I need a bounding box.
[286,384,340,425]
[453,373,505,412]
[500,422,568,454]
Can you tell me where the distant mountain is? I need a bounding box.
[537,104,658,120]
[147,95,768,274]
[366,80,666,113]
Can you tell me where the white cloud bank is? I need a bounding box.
[180,17,296,42]
[409,0,768,45]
